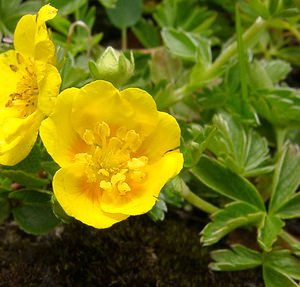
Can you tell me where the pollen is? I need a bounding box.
[78,121,149,196]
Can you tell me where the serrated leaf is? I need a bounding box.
[148,196,168,222]
[277,193,300,219]
[252,89,300,127]
[263,266,299,287]
[161,28,199,61]
[132,18,160,48]
[269,145,300,213]
[257,214,284,251]
[201,201,263,246]
[12,202,60,235]
[208,113,271,176]
[264,250,300,280]
[191,155,265,210]
[210,245,262,271]
[264,60,291,84]
[182,124,216,168]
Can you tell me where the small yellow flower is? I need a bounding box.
[0,4,61,165]
[40,80,183,228]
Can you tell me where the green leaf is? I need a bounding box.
[277,193,300,219]
[0,198,10,224]
[181,124,216,168]
[257,214,284,251]
[201,201,263,246]
[208,113,271,176]
[12,202,60,235]
[265,250,300,280]
[264,60,291,84]
[153,0,216,34]
[51,195,73,224]
[161,28,211,64]
[252,89,300,127]
[1,170,48,189]
[149,48,182,84]
[161,28,199,61]
[98,0,117,8]
[50,0,86,16]
[148,196,168,222]
[269,145,300,213]
[132,19,160,48]
[9,189,51,203]
[162,180,184,208]
[191,155,265,210]
[263,266,299,287]
[106,0,143,29]
[209,245,262,271]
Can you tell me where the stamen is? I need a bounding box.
[78,122,148,196]
[100,180,112,191]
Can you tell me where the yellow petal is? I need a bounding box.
[140,111,181,160]
[72,80,158,138]
[39,88,89,167]
[35,61,61,116]
[14,4,57,62]
[13,15,36,59]
[100,150,183,215]
[0,110,44,165]
[0,50,22,107]
[53,163,129,228]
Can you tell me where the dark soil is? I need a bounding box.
[0,209,263,287]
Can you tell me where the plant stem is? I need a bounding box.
[121,27,127,50]
[65,20,92,58]
[207,17,267,78]
[179,179,219,214]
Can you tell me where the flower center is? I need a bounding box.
[5,53,38,118]
[76,121,148,196]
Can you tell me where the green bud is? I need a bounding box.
[89,46,134,87]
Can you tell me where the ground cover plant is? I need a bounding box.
[0,0,300,286]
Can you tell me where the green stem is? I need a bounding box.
[209,17,266,77]
[180,179,219,214]
[65,20,92,58]
[121,27,127,50]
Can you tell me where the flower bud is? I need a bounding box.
[89,46,134,87]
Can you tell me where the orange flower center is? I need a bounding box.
[5,53,38,118]
[76,121,148,195]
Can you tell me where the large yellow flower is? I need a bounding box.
[0,4,61,165]
[40,80,183,228]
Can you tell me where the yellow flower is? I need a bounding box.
[40,80,183,228]
[0,4,61,165]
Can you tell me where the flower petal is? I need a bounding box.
[0,110,44,165]
[39,88,89,167]
[36,62,61,116]
[140,111,181,160]
[0,50,22,107]
[53,163,129,228]
[14,4,57,62]
[72,80,158,137]
[100,150,183,215]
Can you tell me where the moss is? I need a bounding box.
[0,210,263,287]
